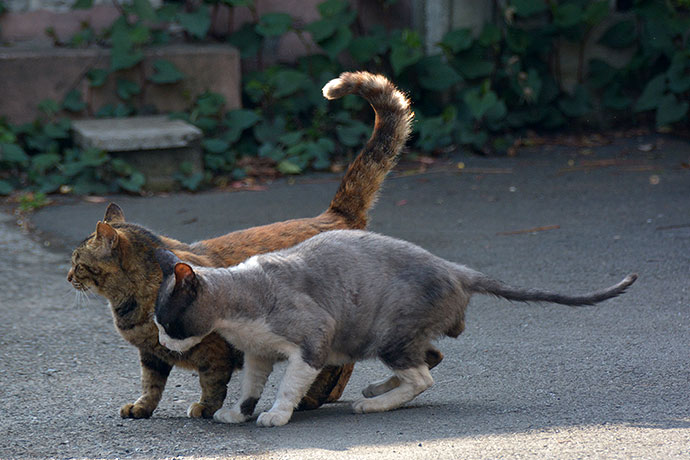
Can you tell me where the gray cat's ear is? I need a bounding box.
[154,248,179,276]
[95,221,119,249]
[104,203,125,223]
[174,262,195,285]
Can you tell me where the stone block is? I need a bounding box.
[72,116,203,191]
[0,44,241,124]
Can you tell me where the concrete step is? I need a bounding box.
[72,115,203,191]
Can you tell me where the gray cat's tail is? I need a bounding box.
[468,272,638,306]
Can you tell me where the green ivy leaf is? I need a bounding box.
[226,109,261,131]
[278,130,304,147]
[272,70,310,98]
[38,99,60,116]
[116,78,141,100]
[175,170,204,191]
[253,117,286,144]
[583,0,609,26]
[178,6,211,39]
[439,28,473,54]
[149,59,185,84]
[458,127,488,150]
[0,143,29,165]
[553,3,583,29]
[111,158,134,176]
[318,25,352,60]
[31,153,61,173]
[336,120,369,147]
[598,20,636,49]
[464,87,499,120]
[87,68,110,87]
[390,30,424,75]
[478,24,501,47]
[204,154,226,171]
[258,143,286,162]
[457,53,494,79]
[306,139,335,170]
[196,92,226,115]
[656,93,688,127]
[80,148,109,167]
[558,85,591,117]
[117,171,146,192]
[71,0,93,9]
[110,46,144,71]
[417,56,462,91]
[228,23,263,58]
[277,159,302,175]
[587,59,616,89]
[0,180,14,195]
[667,51,690,94]
[62,89,86,112]
[634,74,666,112]
[256,13,292,37]
[43,122,70,139]
[511,0,547,17]
[318,0,348,17]
[505,28,529,53]
[203,138,230,154]
[348,36,383,63]
[602,85,632,111]
[132,0,156,21]
[305,18,338,42]
[128,23,151,45]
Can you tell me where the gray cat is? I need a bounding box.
[153,229,637,427]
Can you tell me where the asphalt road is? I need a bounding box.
[1,134,689,459]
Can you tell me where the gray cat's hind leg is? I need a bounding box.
[257,353,321,427]
[353,365,433,413]
[362,347,443,398]
[215,353,273,424]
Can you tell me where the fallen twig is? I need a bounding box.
[497,224,561,236]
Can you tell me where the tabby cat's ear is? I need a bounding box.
[104,203,125,223]
[95,221,119,249]
[174,262,195,285]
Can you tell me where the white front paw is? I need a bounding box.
[213,407,248,424]
[352,398,383,414]
[256,410,291,427]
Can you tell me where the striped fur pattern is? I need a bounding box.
[66,71,417,419]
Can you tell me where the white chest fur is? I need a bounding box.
[216,317,298,359]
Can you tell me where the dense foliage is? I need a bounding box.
[0,0,688,195]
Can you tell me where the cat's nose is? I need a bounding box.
[67,269,74,282]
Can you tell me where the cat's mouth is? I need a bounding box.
[67,272,89,292]
[70,280,89,291]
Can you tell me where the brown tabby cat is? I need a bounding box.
[67,71,440,419]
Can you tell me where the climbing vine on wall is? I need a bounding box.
[0,0,689,195]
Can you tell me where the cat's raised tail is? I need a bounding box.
[468,272,638,306]
[322,71,414,229]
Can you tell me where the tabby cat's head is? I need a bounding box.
[67,203,162,300]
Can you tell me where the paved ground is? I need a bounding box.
[1,134,689,459]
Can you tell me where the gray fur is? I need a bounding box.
[154,230,637,426]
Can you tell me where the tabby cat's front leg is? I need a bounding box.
[120,351,172,419]
[187,361,236,418]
